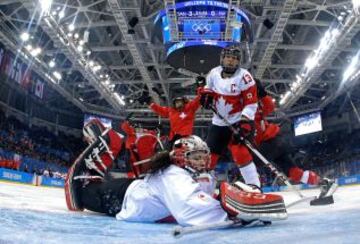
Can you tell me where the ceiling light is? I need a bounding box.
[343,51,360,82]
[114,92,126,106]
[39,0,53,14]
[30,47,42,57]
[68,24,75,32]
[77,45,83,52]
[305,56,318,70]
[25,44,33,51]
[353,0,360,15]
[79,40,85,46]
[58,10,65,19]
[73,33,79,39]
[92,65,101,72]
[53,71,62,80]
[20,32,30,41]
[49,59,56,68]
[86,50,91,56]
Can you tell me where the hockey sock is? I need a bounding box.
[289,167,320,185]
[239,162,261,188]
[302,170,320,185]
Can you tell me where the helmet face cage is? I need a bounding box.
[220,47,241,74]
[171,135,210,172]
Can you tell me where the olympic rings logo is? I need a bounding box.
[192,23,212,33]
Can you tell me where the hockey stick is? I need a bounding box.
[209,105,305,199]
[172,219,266,238]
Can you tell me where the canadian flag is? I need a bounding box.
[35,79,44,99]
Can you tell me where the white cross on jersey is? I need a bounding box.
[179,112,187,119]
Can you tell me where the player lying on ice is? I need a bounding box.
[65,123,287,226]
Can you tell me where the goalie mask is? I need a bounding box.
[83,119,106,144]
[220,46,241,75]
[171,135,210,172]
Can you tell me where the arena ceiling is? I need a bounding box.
[0,0,359,125]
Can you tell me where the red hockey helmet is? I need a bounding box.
[83,119,106,144]
[171,135,210,172]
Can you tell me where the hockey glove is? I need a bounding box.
[138,91,152,105]
[233,117,255,144]
[199,89,215,109]
[196,76,206,88]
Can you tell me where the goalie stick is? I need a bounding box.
[172,219,270,238]
[171,195,319,239]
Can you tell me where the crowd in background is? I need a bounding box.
[0,110,84,179]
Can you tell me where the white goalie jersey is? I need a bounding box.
[116,165,228,226]
[206,66,258,126]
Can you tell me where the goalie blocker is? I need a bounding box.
[220,182,288,222]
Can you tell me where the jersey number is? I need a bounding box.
[243,74,253,85]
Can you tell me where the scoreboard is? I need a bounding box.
[153,0,252,74]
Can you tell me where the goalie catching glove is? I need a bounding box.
[220,182,287,222]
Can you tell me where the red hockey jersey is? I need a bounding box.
[254,95,280,145]
[149,96,200,140]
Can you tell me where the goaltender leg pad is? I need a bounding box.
[220,182,287,221]
[65,130,123,211]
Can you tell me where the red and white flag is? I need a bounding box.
[35,80,44,99]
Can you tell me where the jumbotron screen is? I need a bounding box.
[157,1,246,44]
[182,19,221,39]
[294,112,323,136]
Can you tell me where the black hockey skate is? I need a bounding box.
[310,178,338,206]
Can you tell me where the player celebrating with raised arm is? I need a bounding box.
[200,46,261,190]
[65,132,287,227]
[139,91,201,145]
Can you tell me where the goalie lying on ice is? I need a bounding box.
[65,134,287,226]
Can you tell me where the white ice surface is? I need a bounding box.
[0,181,360,243]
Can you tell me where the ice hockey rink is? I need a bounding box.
[0,181,359,244]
